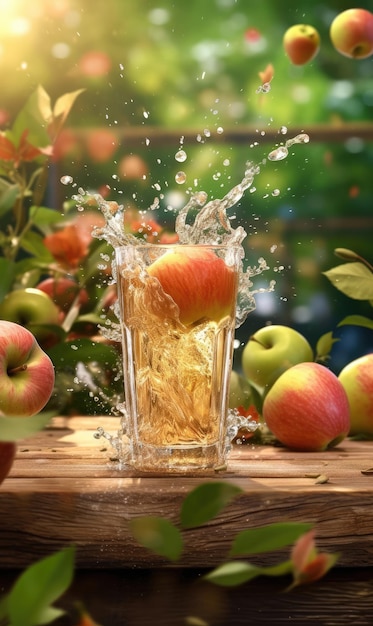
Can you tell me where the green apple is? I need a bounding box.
[263,362,350,451]
[0,288,60,345]
[283,24,320,65]
[330,9,373,59]
[242,324,314,391]
[338,354,373,436]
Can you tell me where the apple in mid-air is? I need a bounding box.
[338,354,373,436]
[262,362,350,451]
[0,320,55,417]
[242,325,314,391]
[0,442,16,485]
[283,24,321,65]
[146,246,239,326]
[330,8,373,59]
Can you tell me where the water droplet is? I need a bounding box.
[203,129,211,138]
[271,188,280,196]
[175,149,187,163]
[280,125,288,135]
[60,175,73,185]
[175,171,186,184]
[267,146,288,162]
[217,126,224,134]
[223,159,230,166]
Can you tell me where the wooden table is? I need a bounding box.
[1,415,373,625]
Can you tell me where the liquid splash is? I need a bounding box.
[70,131,308,465]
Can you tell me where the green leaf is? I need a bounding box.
[130,516,183,561]
[315,331,339,362]
[180,482,243,529]
[51,89,85,138]
[7,546,75,626]
[47,338,120,369]
[29,205,65,228]
[204,558,294,587]
[323,263,373,301]
[11,86,51,148]
[229,522,313,557]
[337,315,373,330]
[0,180,19,216]
[20,230,55,262]
[0,412,54,442]
[204,561,263,586]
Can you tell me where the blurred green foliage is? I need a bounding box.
[1,0,373,371]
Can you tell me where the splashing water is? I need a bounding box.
[71,131,308,463]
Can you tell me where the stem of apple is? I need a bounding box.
[249,335,268,348]
[8,364,28,376]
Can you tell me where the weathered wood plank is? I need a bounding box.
[1,416,373,570]
[1,566,373,625]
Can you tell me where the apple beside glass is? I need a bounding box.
[262,362,350,452]
[242,324,314,392]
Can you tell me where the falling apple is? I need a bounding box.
[242,324,314,391]
[0,320,55,417]
[263,362,350,451]
[338,353,373,435]
[147,246,239,325]
[330,8,373,59]
[283,24,321,65]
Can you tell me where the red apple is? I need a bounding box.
[338,354,373,436]
[330,9,373,59]
[146,246,239,325]
[283,24,321,65]
[0,441,16,485]
[0,320,55,416]
[36,277,89,314]
[262,362,350,451]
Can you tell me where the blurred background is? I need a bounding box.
[1,0,373,374]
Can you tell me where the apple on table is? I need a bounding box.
[330,8,373,59]
[338,353,373,436]
[262,362,350,452]
[242,324,314,393]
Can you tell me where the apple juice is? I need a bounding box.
[116,244,241,471]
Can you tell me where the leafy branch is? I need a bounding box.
[315,248,373,363]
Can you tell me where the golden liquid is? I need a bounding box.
[117,261,236,467]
